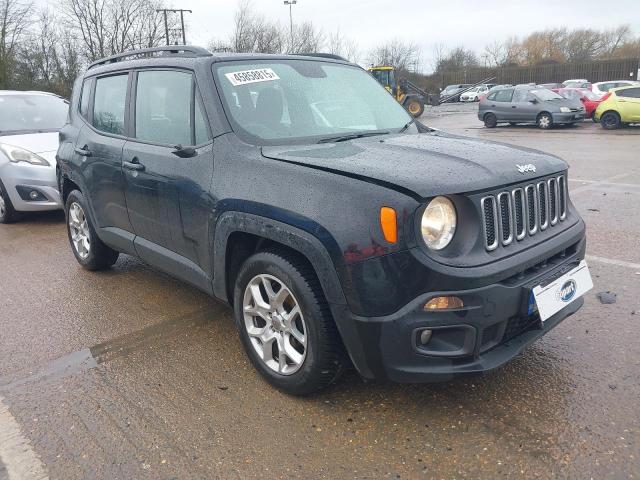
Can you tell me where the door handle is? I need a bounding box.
[74,146,92,157]
[511,105,517,108]
[123,159,145,172]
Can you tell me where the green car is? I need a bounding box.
[594,85,640,129]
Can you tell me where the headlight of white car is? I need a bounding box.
[0,143,50,166]
[421,196,457,250]
[560,107,571,113]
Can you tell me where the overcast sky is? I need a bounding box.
[176,0,640,70]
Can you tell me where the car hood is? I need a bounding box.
[261,131,567,198]
[544,98,580,110]
[0,131,59,153]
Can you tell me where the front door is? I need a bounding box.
[616,87,640,122]
[122,69,214,290]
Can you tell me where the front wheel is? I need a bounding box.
[484,113,497,128]
[65,190,119,270]
[233,250,345,395]
[0,180,19,224]
[600,112,621,130]
[537,112,553,129]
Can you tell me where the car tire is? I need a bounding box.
[0,179,20,224]
[233,250,346,395]
[600,112,621,130]
[484,113,497,128]
[65,190,119,270]
[537,112,553,129]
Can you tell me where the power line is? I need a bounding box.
[155,9,193,45]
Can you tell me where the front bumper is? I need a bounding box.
[0,161,61,212]
[333,234,586,383]
[552,112,584,123]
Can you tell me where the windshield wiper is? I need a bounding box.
[317,131,389,144]
[398,119,415,133]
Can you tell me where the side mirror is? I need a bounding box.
[529,98,538,104]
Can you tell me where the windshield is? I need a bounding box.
[581,90,600,100]
[0,95,68,134]
[531,89,564,101]
[214,60,412,144]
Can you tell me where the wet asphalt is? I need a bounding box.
[0,104,639,479]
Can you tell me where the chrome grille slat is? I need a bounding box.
[537,181,548,230]
[481,174,568,250]
[481,196,499,251]
[497,192,513,245]
[548,178,558,225]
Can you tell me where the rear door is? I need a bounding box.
[72,72,134,247]
[122,68,214,291]
[492,88,514,120]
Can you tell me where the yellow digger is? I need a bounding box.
[368,65,428,117]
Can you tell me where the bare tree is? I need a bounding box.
[326,28,358,62]
[0,0,32,86]
[434,46,478,72]
[369,39,421,73]
[483,40,507,67]
[62,0,171,61]
[287,21,324,54]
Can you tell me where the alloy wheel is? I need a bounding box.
[0,192,5,219]
[538,114,551,129]
[242,274,307,375]
[68,202,91,259]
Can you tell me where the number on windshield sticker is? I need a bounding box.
[225,68,280,86]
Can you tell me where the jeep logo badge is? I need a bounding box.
[558,279,577,302]
[516,164,536,174]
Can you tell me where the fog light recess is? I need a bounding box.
[424,296,464,311]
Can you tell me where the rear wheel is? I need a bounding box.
[600,111,621,130]
[65,190,119,270]
[537,112,553,129]
[405,99,424,118]
[233,250,345,395]
[0,180,19,224]
[483,113,497,128]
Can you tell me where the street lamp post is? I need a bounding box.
[284,0,297,49]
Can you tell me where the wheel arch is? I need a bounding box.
[213,210,377,378]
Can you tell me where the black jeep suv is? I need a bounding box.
[57,46,589,394]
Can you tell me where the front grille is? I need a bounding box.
[481,174,568,250]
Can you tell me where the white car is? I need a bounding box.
[592,80,640,97]
[460,85,489,102]
[0,91,68,223]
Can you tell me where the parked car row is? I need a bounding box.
[477,82,640,130]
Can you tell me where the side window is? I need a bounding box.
[79,79,91,119]
[618,88,640,98]
[93,74,128,135]
[512,89,528,102]
[487,92,497,101]
[494,89,514,102]
[194,100,209,145]
[135,70,192,145]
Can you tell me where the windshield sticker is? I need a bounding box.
[225,68,280,86]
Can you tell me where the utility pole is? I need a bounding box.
[155,9,193,45]
[283,0,297,48]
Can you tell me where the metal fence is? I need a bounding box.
[425,58,640,89]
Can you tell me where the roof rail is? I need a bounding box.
[88,45,212,70]
[291,53,350,62]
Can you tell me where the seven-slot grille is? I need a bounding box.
[481,174,567,251]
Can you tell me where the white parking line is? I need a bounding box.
[586,255,640,271]
[570,173,630,194]
[0,396,48,480]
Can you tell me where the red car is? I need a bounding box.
[552,88,602,120]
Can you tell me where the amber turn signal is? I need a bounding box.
[379,207,398,244]
[424,296,464,311]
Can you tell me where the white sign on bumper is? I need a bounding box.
[532,260,593,321]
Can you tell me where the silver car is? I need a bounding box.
[478,86,585,129]
[0,91,68,223]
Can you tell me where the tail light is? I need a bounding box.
[600,92,612,102]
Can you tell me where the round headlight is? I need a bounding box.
[421,196,456,250]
